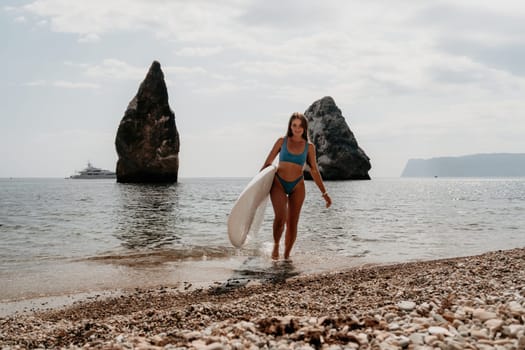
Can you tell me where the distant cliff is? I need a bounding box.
[401,153,525,177]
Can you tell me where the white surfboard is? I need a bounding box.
[228,165,277,248]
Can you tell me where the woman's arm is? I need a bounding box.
[261,137,284,171]
[307,143,332,208]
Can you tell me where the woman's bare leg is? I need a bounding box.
[284,181,305,259]
[270,177,287,259]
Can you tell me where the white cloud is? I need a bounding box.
[83,59,145,81]
[24,80,47,87]
[20,0,245,42]
[17,1,525,92]
[23,80,100,89]
[164,66,207,75]
[14,16,26,23]
[52,80,100,89]
[190,81,246,96]
[78,33,100,43]
[175,46,223,57]
[439,0,525,17]
[63,61,90,68]
[79,59,209,84]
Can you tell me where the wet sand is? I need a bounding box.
[0,250,367,313]
[1,248,524,349]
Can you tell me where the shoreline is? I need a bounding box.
[0,251,370,313]
[0,253,369,318]
[1,247,524,349]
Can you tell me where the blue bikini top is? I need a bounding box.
[279,137,308,166]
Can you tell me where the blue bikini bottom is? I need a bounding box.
[276,173,304,195]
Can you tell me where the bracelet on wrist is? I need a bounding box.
[322,191,328,197]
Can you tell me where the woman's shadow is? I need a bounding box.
[210,256,300,294]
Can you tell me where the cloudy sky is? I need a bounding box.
[2,0,524,178]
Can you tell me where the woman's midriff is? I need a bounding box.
[277,162,304,181]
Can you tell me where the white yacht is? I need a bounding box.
[70,162,116,179]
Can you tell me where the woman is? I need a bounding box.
[261,112,332,260]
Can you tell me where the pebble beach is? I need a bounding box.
[1,248,525,349]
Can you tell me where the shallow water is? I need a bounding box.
[1,177,524,303]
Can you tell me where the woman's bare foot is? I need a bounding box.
[272,244,279,260]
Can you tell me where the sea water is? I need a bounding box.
[1,177,524,302]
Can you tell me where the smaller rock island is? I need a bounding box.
[304,96,371,180]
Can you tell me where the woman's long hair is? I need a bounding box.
[286,112,308,141]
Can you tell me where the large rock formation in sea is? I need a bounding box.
[115,61,180,183]
[304,96,371,180]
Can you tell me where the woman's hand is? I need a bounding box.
[322,193,332,208]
